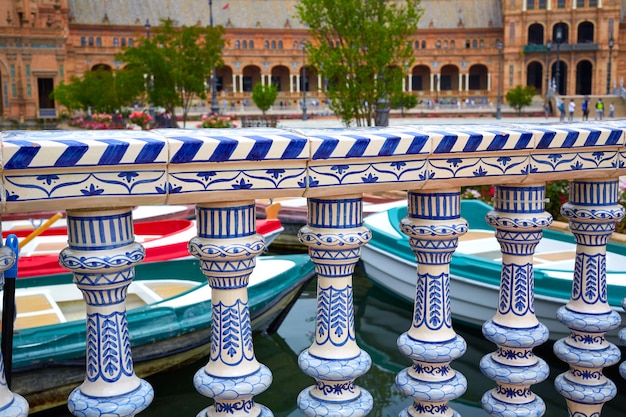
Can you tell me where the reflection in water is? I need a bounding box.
[33,264,625,417]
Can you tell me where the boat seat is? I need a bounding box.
[142,282,197,301]
[459,231,494,241]
[12,293,63,329]
[534,251,576,264]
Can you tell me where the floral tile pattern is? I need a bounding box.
[1,124,625,212]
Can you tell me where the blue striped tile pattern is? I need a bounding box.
[67,211,135,250]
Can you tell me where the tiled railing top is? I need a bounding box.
[2,122,625,212]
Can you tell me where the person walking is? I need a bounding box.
[568,99,575,121]
[581,97,589,121]
[609,102,615,118]
[558,99,565,121]
[595,98,604,120]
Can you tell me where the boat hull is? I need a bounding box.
[361,200,626,343]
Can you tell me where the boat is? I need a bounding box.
[3,217,284,278]
[361,199,626,342]
[5,253,316,413]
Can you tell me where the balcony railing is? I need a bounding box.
[525,42,600,54]
[1,122,625,417]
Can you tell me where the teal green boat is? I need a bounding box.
[5,254,316,413]
[361,199,626,342]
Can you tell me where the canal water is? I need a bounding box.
[34,262,626,417]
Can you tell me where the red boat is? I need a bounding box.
[3,217,283,278]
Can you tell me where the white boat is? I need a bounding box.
[361,200,626,342]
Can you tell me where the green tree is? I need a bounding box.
[116,19,225,127]
[51,69,143,115]
[391,92,418,117]
[252,83,278,116]
[505,85,536,115]
[296,0,422,127]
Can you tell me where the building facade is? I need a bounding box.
[0,0,622,123]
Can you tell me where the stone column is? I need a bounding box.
[396,190,468,417]
[297,195,373,417]
[61,209,153,417]
[555,179,624,416]
[191,202,272,417]
[481,185,551,417]
[0,237,28,417]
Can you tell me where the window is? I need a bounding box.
[411,75,422,90]
[293,41,298,49]
[435,40,441,49]
[113,37,119,47]
[128,38,133,47]
[271,40,276,49]
[414,41,419,49]
[577,0,584,6]
[121,38,126,47]
[242,40,247,49]
[479,39,485,48]
[557,0,565,7]
[421,40,426,49]
[539,0,546,8]
[235,40,240,48]
[242,76,253,92]
[450,40,455,49]
[465,39,471,48]
[472,39,478,48]
[266,40,270,49]
[249,40,254,49]
[589,0,597,5]
[527,0,535,9]
[443,40,448,49]
[278,40,283,49]
[81,37,86,46]
[88,37,94,46]
[96,37,102,47]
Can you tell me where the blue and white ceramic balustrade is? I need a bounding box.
[191,202,273,417]
[1,121,626,417]
[555,179,624,417]
[0,238,28,417]
[297,196,373,417]
[396,190,468,417]
[480,185,551,417]
[60,209,154,417]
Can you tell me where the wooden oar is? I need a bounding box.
[18,212,63,250]
[2,234,18,388]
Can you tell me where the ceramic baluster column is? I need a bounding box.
[554,179,624,416]
[61,209,154,417]
[0,240,28,417]
[396,190,468,417]
[480,185,551,417]
[191,202,272,417]
[297,196,373,417]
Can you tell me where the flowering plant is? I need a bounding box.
[197,113,236,128]
[129,111,153,130]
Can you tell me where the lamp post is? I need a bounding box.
[607,36,615,94]
[144,19,154,121]
[208,0,220,115]
[496,39,503,119]
[555,26,562,95]
[301,41,307,121]
[434,74,439,107]
[545,40,552,98]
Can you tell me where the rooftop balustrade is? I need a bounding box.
[0,121,625,417]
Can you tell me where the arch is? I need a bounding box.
[242,65,262,92]
[440,64,460,90]
[575,60,592,95]
[300,64,318,92]
[468,64,488,90]
[410,64,430,91]
[577,21,594,43]
[270,65,290,92]
[216,65,234,92]
[526,61,543,93]
[91,64,113,72]
[552,22,569,44]
[528,23,544,45]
